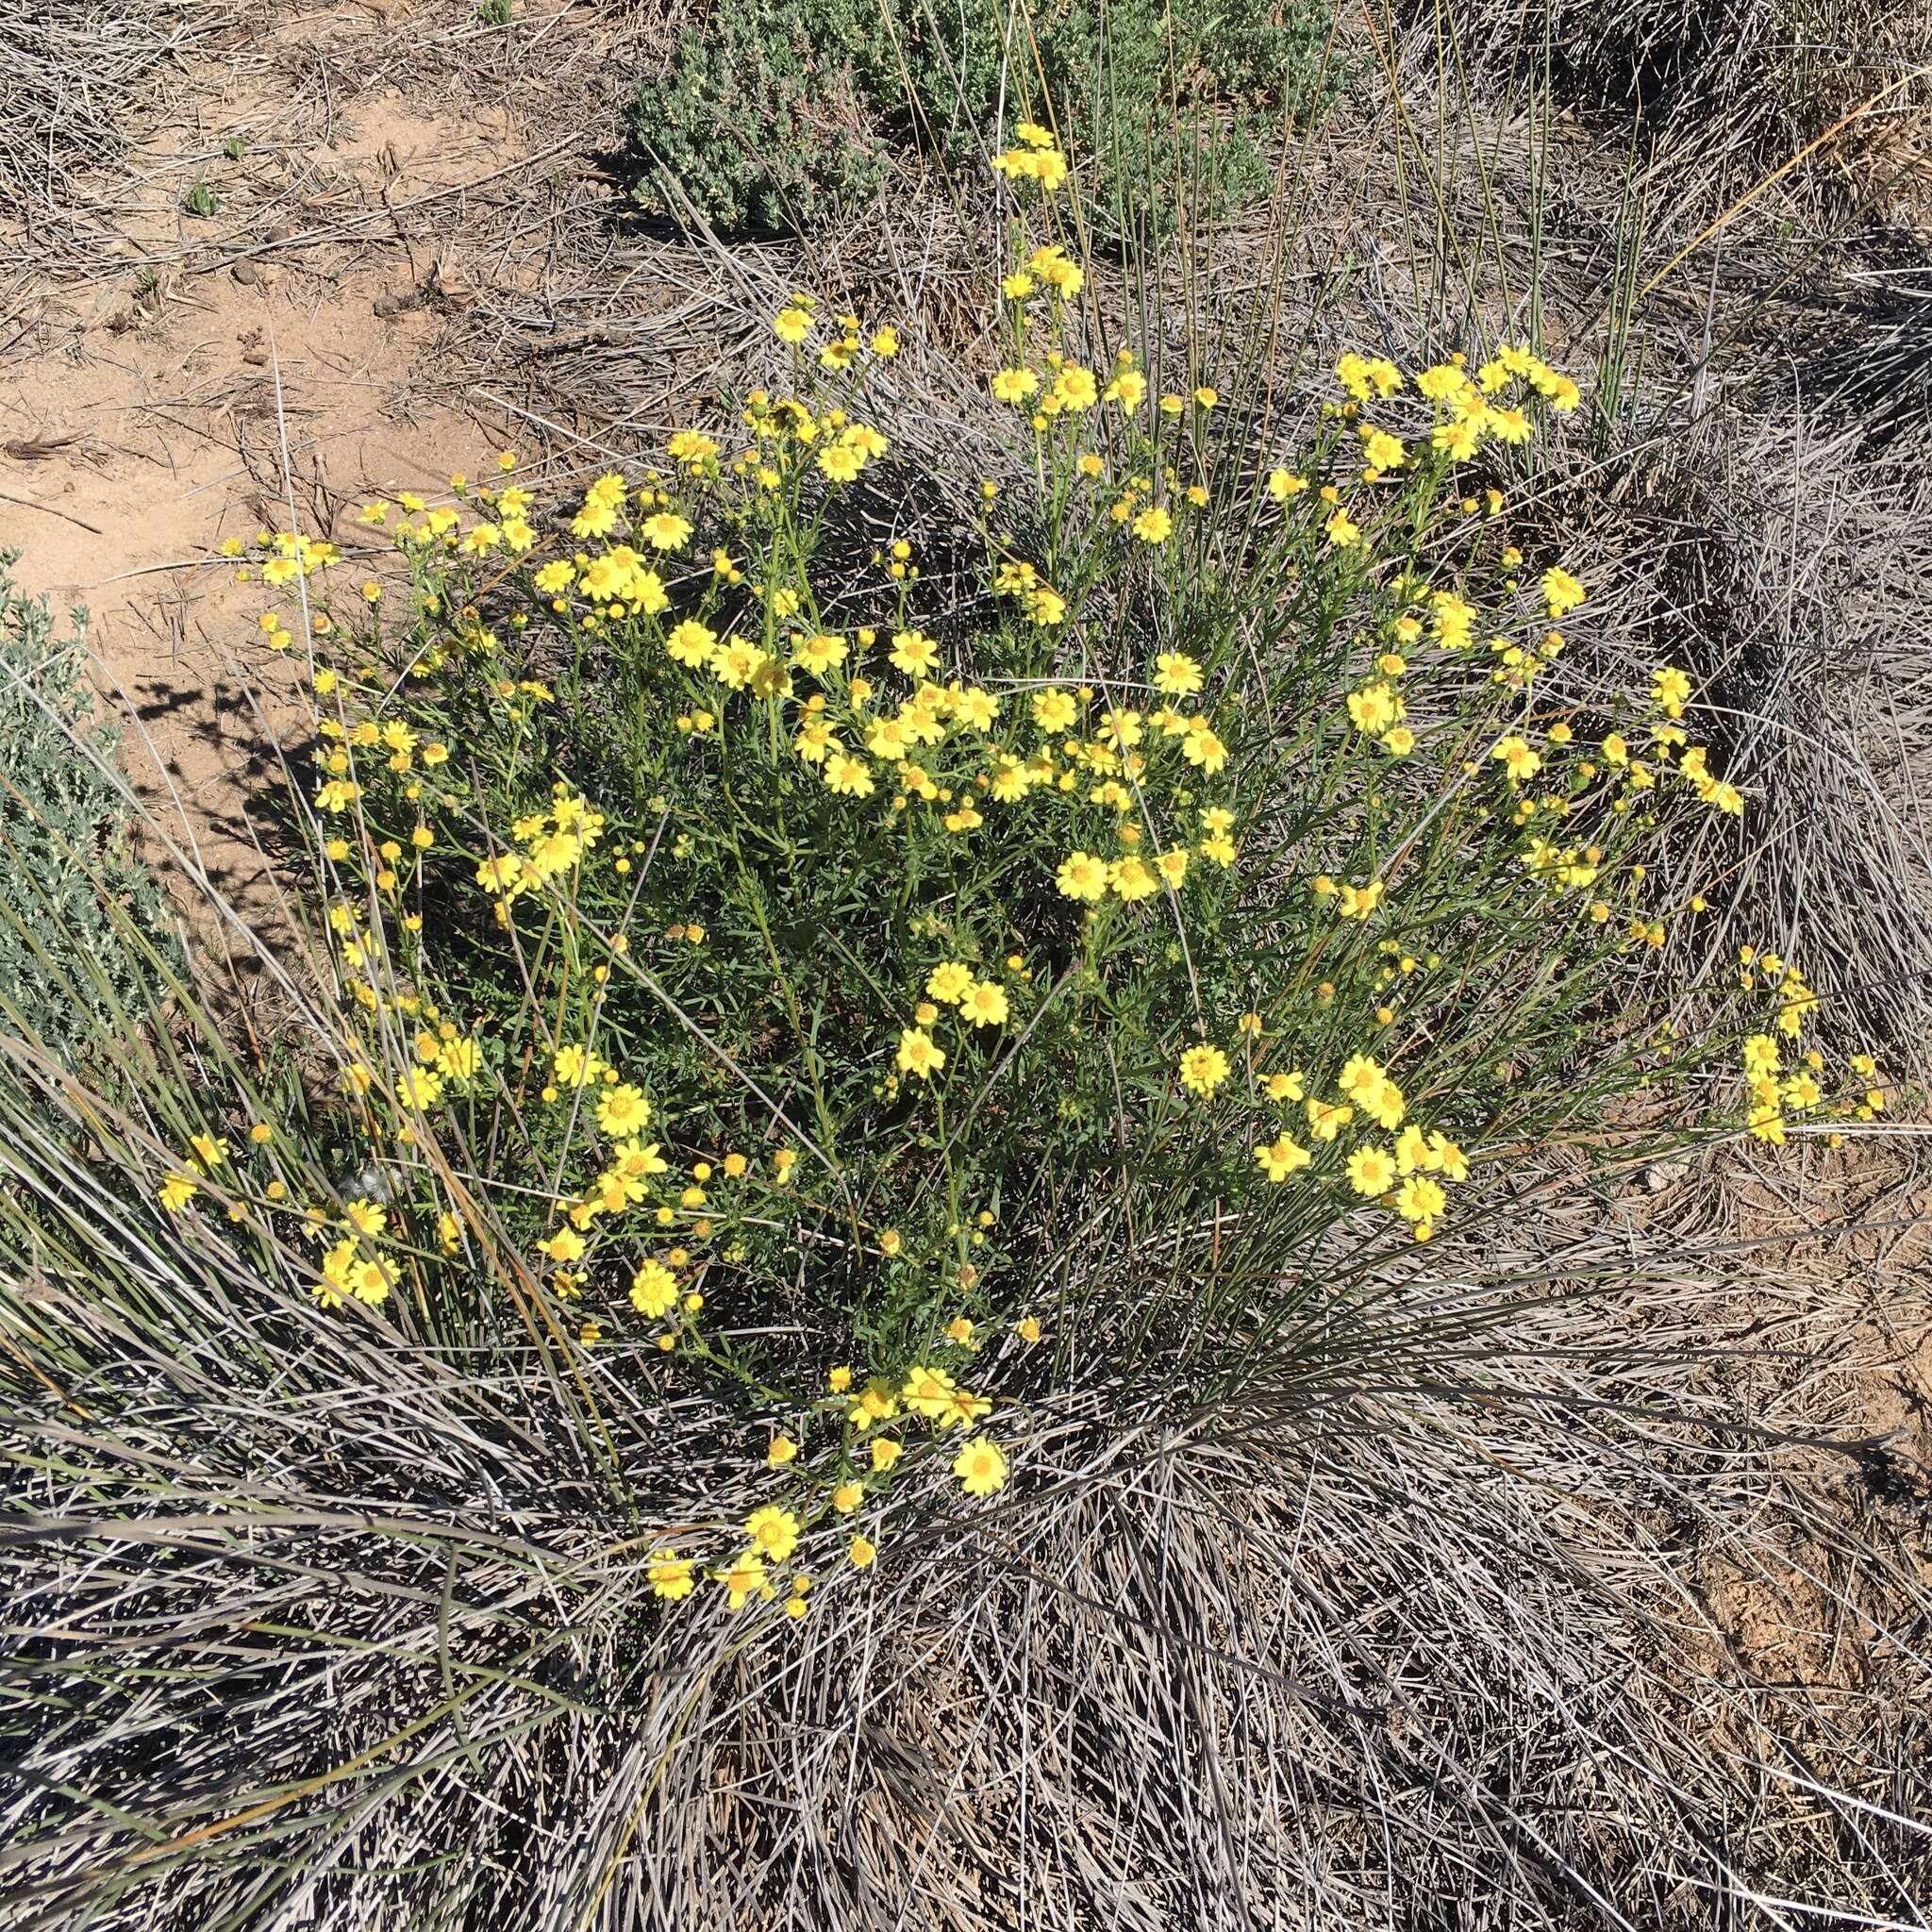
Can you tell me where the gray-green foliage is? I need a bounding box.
[628,0,1338,241]
[0,554,174,1064]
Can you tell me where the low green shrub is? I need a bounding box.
[0,555,174,1067]
[628,0,1339,239]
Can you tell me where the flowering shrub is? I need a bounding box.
[140,138,1887,1630]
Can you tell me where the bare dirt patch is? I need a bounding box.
[1,0,671,918]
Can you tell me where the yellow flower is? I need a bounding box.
[631,1260,679,1318]
[647,1549,695,1600]
[1131,505,1173,544]
[1651,665,1691,718]
[1177,1043,1230,1098]
[1346,1145,1398,1196]
[952,1437,1008,1497]
[902,1364,958,1420]
[395,1066,443,1111]
[1542,566,1587,618]
[1255,1133,1312,1182]
[1337,1055,1387,1105]
[1027,242,1082,292]
[712,639,774,691]
[992,144,1070,190]
[1394,1174,1446,1226]
[666,429,718,467]
[1491,735,1542,784]
[1056,850,1109,903]
[824,753,875,797]
[665,618,716,667]
[1488,406,1532,445]
[1348,682,1401,735]
[317,1237,394,1309]
[1180,722,1227,774]
[958,979,1010,1026]
[639,510,692,552]
[1045,362,1096,408]
[1336,352,1402,400]
[1154,651,1203,695]
[745,1505,800,1561]
[343,1196,387,1238]
[766,1435,799,1469]
[541,1227,586,1265]
[1361,427,1405,471]
[841,1378,901,1432]
[1342,1061,1406,1131]
[597,1083,652,1138]
[991,367,1041,404]
[889,629,940,677]
[716,1550,768,1609]
[773,306,813,343]
[1032,687,1077,732]
[952,686,999,731]
[553,1043,604,1089]
[896,1027,946,1078]
[943,1386,992,1428]
[925,961,974,1004]
[437,1034,481,1080]
[158,1171,199,1213]
[848,1537,876,1569]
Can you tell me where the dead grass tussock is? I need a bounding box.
[8,1128,1928,1926]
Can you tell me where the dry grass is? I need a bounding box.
[0,0,258,285]
[8,1054,1927,1927]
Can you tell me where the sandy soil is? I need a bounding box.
[1,0,650,915]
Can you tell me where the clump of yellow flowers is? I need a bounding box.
[163,136,1890,1625]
